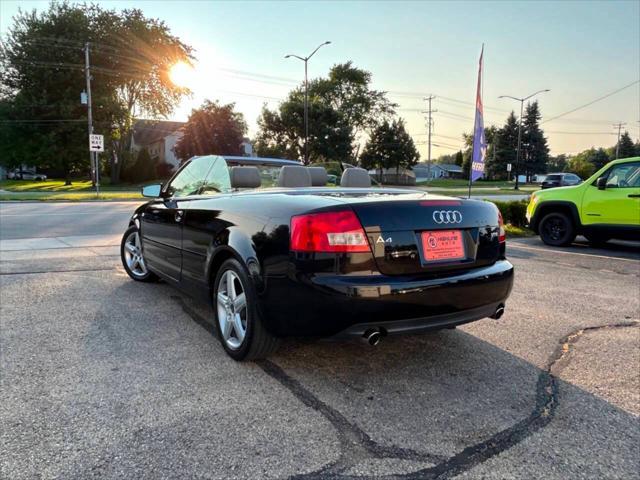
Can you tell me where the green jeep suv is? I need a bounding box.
[526,157,640,246]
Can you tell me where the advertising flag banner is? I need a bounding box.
[471,47,486,182]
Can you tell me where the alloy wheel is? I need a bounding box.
[543,217,566,242]
[216,270,248,350]
[123,230,148,277]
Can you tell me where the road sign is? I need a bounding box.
[506,163,512,172]
[89,134,104,152]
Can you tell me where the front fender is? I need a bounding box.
[529,200,581,233]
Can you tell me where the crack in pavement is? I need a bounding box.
[171,294,639,480]
[257,359,446,477]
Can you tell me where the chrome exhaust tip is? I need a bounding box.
[363,328,383,346]
[490,304,505,320]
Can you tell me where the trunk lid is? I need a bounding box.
[350,198,502,275]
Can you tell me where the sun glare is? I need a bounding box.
[169,62,194,88]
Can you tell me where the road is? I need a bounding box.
[0,201,141,239]
[1,202,639,479]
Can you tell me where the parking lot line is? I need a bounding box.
[508,243,640,263]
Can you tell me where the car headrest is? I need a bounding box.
[308,166,328,186]
[230,166,261,189]
[340,167,371,188]
[277,165,312,187]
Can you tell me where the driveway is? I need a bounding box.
[1,202,638,479]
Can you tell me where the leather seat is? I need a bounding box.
[230,166,261,189]
[308,167,328,186]
[340,167,371,187]
[277,166,312,187]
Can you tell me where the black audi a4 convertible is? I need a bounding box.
[121,155,514,360]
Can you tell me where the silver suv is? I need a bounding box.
[540,173,581,189]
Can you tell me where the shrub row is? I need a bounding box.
[491,200,528,227]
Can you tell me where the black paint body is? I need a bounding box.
[132,188,514,338]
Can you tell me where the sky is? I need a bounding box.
[2,0,639,159]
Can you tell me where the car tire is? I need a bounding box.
[539,212,576,246]
[213,258,279,361]
[120,225,159,282]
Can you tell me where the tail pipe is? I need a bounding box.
[362,328,385,346]
[490,304,505,320]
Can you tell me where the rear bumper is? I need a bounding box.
[334,302,503,338]
[259,260,514,337]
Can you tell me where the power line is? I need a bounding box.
[0,119,87,123]
[546,130,615,135]
[543,80,639,124]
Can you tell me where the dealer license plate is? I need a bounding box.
[421,230,465,262]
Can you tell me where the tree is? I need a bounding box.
[567,155,596,179]
[174,100,247,160]
[255,62,396,164]
[360,119,419,181]
[0,3,192,183]
[547,154,569,172]
[572,147,610,171]
[125,147,155,183]
[521,101,549,181]
[486,112,518,180]
[616,131,636,159]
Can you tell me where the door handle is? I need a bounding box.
[175,210,184,222]
[628,194,640,198]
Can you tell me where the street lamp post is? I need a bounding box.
[285,41,331,164]
[498,89,550,190]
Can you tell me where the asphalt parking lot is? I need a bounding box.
[1,202,639,479]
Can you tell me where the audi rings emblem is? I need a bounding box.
[432,210,463,224]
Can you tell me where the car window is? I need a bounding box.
[201,157,231,195]
[547,175,562,181]
[167,156,215,197]
[604,162,640,188]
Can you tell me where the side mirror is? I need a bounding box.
[596,177,607,190]
[141,184,162,198]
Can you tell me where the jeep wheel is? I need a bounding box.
[539,212,576,246]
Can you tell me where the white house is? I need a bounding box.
[131,120,185,171]
[413,162,464,181]
[131,120,254,171]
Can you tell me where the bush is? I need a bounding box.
[492,200,528,227]
[122,148,157,184]
[155,162,175,180]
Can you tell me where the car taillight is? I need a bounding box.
[498,211,506,243]
[290,210,371,253]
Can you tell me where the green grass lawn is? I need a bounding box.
[416,178,539,191]
[0,178,157,192]
[0,191,142,201]
[0,178,147,200]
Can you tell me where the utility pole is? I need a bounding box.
[423,95,437,180]
[84,42,99,195]
[613,122,626,159]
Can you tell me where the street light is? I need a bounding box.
[498,89,550,190]
[285,41,331,164]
